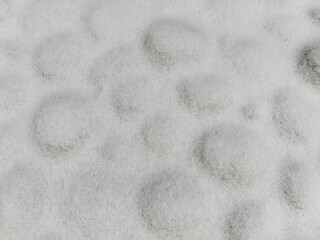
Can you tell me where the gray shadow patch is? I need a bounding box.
[224,201,262,240]
[272,90,305,143]
[279,159,305,210]
[297,44,320,91]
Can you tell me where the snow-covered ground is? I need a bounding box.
[1,0,320,239]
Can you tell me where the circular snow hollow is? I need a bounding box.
[33,93,92,156]
[139,172,206,237]
[196,125,268,185]
[177,75,237,115]
[144,18,206,69]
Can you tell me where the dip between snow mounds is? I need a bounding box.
[88,48,142,96]
[110,76,154,118]
[88,47,159,119]
[33,33,92,92]
[195,124,270,186]
[0,164,47,232]
[63,168,110,239]
[62,167,135,240]
[141,116,178,156]
[0,74,30,118]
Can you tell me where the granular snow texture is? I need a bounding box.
[1,0,320,239]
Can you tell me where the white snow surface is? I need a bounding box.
[1,0,320,239]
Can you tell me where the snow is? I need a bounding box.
[1,0,320,239]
